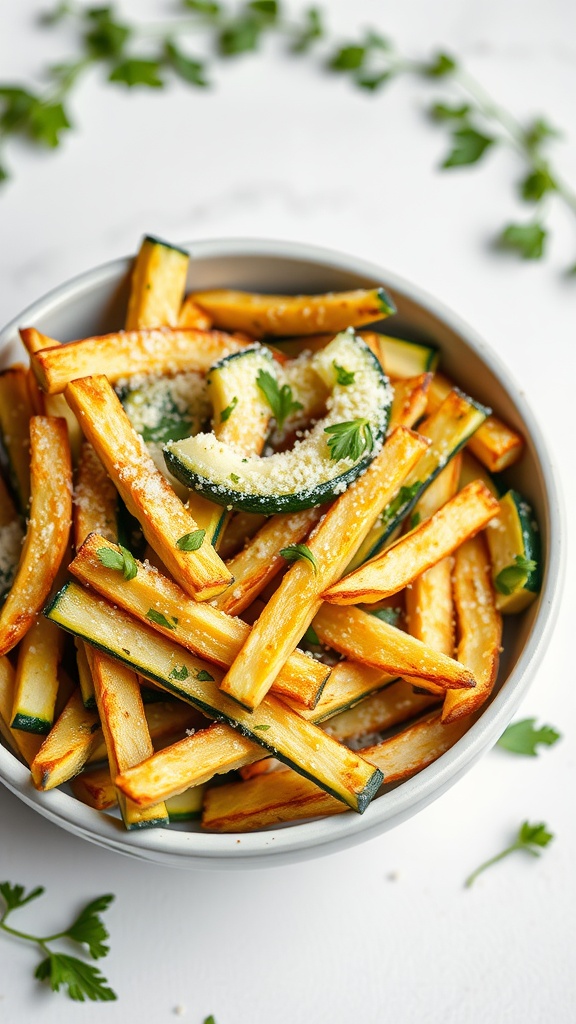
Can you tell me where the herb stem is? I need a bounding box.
[464,839,538,888]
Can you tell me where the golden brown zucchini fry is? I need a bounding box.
[219,426,429,711]
[312,604,474,691]
[125,235,189,330]
[190,287,395,336]
[323,479,499,604]
[11,616,65,734]
[178,294,212,330]
[20,328,83,462]
[65,376,232,602]
[74,440,118,550]
[30,689,100,790]
[31,327,249,394]
[0,366,33,512]
[442,535,502,723]
[387,373,432,432]
[0,416,72,656]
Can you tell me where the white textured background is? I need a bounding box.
[0,2,574,1022]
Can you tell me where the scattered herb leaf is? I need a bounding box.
[109,58,164,88]
[197,669,214,681]
[253,723,271,731]
[165,41,209,87]
[176,529,206,551]
[333,361,355,385]
[465,821,554,888]
[369,606,401,627]
[499,222,547,260]
[230,473,240,483]
[494,554,537,594]
[146,608,177,630]
[442,125,495,168]
[290,7,323,54]
[96,544,138,581]
[279,543,319,573]
[220,396,238,422]
[302,624,320,645]
[170,665,190,681]
[256,369,303,431]
[497,718,561,756]
[324,418,373,462]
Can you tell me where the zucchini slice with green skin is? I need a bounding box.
[375,334,440,378]
[45,582,383,813]
[485,489,541,613]
[119,371,209,447]
[165,331,392,514]
[347,388,489,570]
[190,286,396,336]
[208,346,273,456]
[126,235,189,331]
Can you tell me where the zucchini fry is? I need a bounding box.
[69,533,329,709]
[178,294,212,330]
[74,440,118,550]
[30,689,100,790]
[427,372,523,472]
[11,616,65,734]
[46,583,383,814]
[31,327,249,395]
[442,535,502,723]
[85,647,169,829]
[0,366,33,512]
[65,376,232,601]
[20,328,83,462]
[387,373,432,432]
[0,476,24,601]
[323,480,499,604]
[219,426,429,711]
[71,764,205,820]
[0,656,43,766]
[0,416,72,656]
[312,605,475,690]
[218,511,267,560]
[202,711,469,832]
[212,506,322,616]
[190,287,396,336]
[125,235,189,330]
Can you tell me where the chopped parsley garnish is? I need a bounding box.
[197,669,214,682]
[279,543,319,573]
[465,821,554,888]
[220,396,238,422]
[302,624,320,645]
[370,606,401,627]
[169,665,189,681]
[256,369,303,431]
[324,418,373,462]
[96,544,138,581]
[176,529,206,551]
[230,473,240,483]
[333,361,355,386]
[253,724,271,731]
[146,609,178,630]
[497,718,561,756]
[381,481,421,525]
[494,554,537,595]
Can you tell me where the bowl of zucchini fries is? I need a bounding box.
[0,237,562,868]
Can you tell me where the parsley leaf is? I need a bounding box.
[429,100,470,121]
[324,418,374,462]
[146,608,177,630]
[109,59,164,89]
[165,41,209,87]
[494,554,537,594]
[499,222,547,260]
[356,70,392,92]
[256,369,303,431]
[497,718,561,756]
[203,1017,217,1024]
[253,723,271,731]
[423,52,458,77]
[96,544,138,581]
[220,395,238,422]
[0,881,44,911]
[27,100,72,148]
[333,361,355,385]
[176,529,206,551]
[170,665,189,681]
[183,0,221,15]
[329,45,366,72]
[523,117,560,152]
[66,894,114,960]
[197,669,214,681]
[520,167,556,202]
[465,821,554,888]
[291,8,324,54]
[84,9,131,59]
[442,125,495,168]
[35,953,116,1002]
[279,543,319,573]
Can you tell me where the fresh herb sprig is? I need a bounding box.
[279,542,318,572]
[0,882,116,1002]
[97,543,138,581]
[498,718,561,756]
[324,418,373,462]
[464,821,554,888]
[0,2,574,269]
[256,369,302,431]
[495,554,537,595]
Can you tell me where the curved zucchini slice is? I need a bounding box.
[485,489,541,613]
[190,287,396,336]
[208,346,273,456]
[165,331,392,514]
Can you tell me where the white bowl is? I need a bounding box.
[0,238,564,869]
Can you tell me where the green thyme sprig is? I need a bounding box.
[0,882,116,1002]
[0,2,574,269]
[465,821,554,888]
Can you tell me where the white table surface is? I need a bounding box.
[0,2,575,1021]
